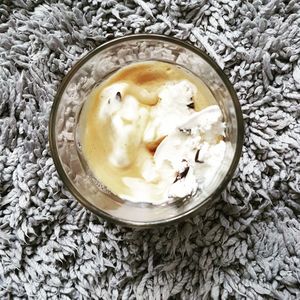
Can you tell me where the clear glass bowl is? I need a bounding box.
[49,34,244,227]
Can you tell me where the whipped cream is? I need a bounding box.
[97,80,226,204]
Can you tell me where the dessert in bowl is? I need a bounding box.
[49,35,244,227]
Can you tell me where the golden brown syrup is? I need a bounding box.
[78,61,217,200]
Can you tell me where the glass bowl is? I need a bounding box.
[49,34,244,227]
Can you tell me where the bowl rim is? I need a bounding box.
[49,33,244,228]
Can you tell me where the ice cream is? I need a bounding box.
[78,61,226,204]
[120,103,226,203]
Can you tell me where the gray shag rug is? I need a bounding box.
[1,0,300,299]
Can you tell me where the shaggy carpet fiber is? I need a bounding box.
[1,0,300,299]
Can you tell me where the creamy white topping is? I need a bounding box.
[143,80,197,143]
[154,105,226,200]
[99,83,148,168]
[97,80,226,204]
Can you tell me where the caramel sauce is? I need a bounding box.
[78,61,217,199]
[146,136,166,155]
[113,63,168,85]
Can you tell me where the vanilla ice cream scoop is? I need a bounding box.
[154,105,226,200]
[99,83,148,168]
[143,80,197,143]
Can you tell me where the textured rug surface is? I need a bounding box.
[1,0,300,299]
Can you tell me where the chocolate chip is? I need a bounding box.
[115,91,121,101]
[174,161,190,183]
[178,128,191,134]
[195,149,204,163]
[187,99,195,109]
